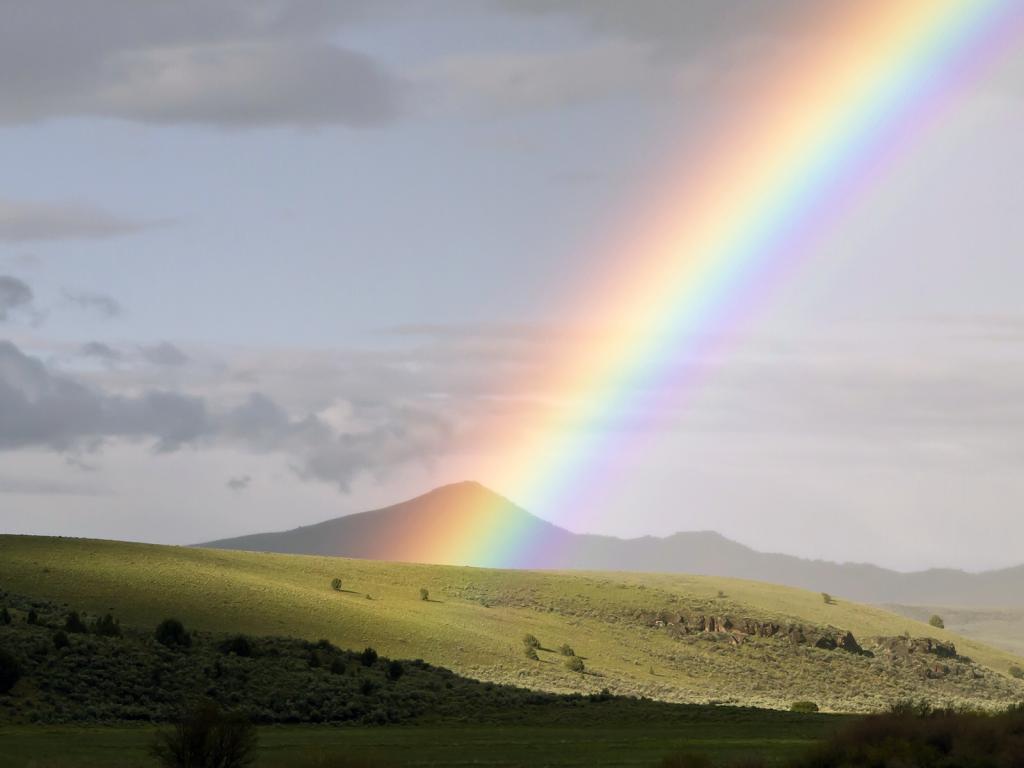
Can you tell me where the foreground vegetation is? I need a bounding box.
[1,535,1022,713]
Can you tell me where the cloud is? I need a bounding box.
[0,2,403,127]
[0,341,453,492]
[0,199,155,242]
[226,474,252,492]
[64,291,122,319]
[80,341,124,365]
[140,342,189,367]
[0,276,33,321]
[0,473,107,496]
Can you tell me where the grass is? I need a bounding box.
[0,720,837,767]
[1,535,1022,713]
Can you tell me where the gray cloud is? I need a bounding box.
[140,342,189,367]
[0,341,452,492]
[64,291,122,319]
[0,473,107,496]
[226,475,252,492]
[80,341,124,365]
[0,199,154,242]
[0,275,33,320]
[0,2,403,127]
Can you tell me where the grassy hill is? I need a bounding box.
[1,535,1022,713]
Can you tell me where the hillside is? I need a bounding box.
[1,535,1022,713]
[202,482,1024,609]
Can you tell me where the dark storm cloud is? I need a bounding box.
[0,199,155,242]
[0,275,33,320]
[0,1,403,127]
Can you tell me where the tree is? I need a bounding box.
[64,611,88,634]
[155,618,191,648]
[360,647,378,667]
[330,578,342,592]
[94,613,121,637]
[218,635,253,657]
[386,660,404,681]
[419,588,429,601]
[0,648,21,694]
[559,643,575,657]
[929,615,945,629]
[790,701,820,713]
[522,634,540,650]
[821,593,834,605]
[150,700,257,768]
[565,656,585,673]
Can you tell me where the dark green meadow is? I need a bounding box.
[0,719,836,768]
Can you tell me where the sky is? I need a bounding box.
[1,1,1023,572]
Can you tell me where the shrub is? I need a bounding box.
[53,630,69,649]
[150,700,257,768]
[716,591,726,599]
[524,646,539,661]
[559,643,575,657]
[565,656,585,673]
[386,660,404,681]
[1010,665,1023,680]
[218,635,253,658]
[419,588,429,601]
[330,657,346,675]
[360,647,378,667]
[522,634,540,650]
[929,614,945,629]
[821,593,834,605]
[0,607,10,625]
[64,611,88,634]
[330,578,342,592]
[26,609,37,625]
[155,618,191,648]
[0,648,21,694]
[790,701,820,713]
[94,613,121,637]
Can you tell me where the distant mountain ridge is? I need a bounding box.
[200,481,1024,607]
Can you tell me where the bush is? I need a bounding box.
[360,647,378,667]
[94,613,121,637]
[53,630,69,649]
[26,609,37,625]
[1010,665,1023,680]
[522,634,540,650]
[64,611,88,634]
[330,657,346,675]
[150,700,257,768]
[0,648,21,694]
[218,635,253,657]
[155,618,191,648]
[821,593,834,605]
[386,660,404,681]
[929,614,945,629]
[524,646,539,661]
[330,578,342,592]
[716,591,726,599]
[558,643,575,656]
[790,701,820,713]
[0,607,10,625]
[565,656,585,673]
[419,588,429,601]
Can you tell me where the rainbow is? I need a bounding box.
[420,0,1024,568]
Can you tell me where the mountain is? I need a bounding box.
[201,481,1024,608]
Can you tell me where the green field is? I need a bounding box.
[0,720,838,767]
[1,535,1022,713]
